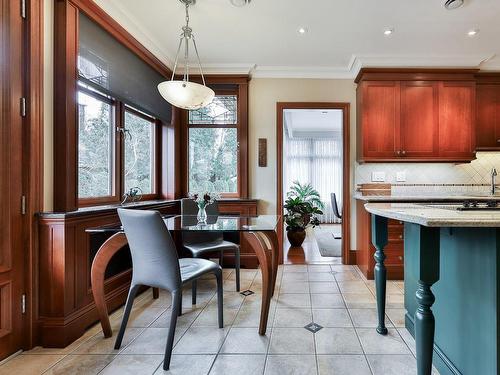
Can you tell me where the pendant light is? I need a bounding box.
[158,0,215,110]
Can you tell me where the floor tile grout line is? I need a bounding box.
[206,267,260,374]
[342,286,375,375]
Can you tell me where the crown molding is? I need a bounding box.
[95,0,498,80]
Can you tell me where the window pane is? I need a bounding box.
[78,90,114,198]
[124,110,155,194]
[189,128,238,193]
[189,95,237,125]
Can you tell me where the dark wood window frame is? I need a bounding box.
[76,84,161,207]
[54,0,176,211]
[180,76,249,198]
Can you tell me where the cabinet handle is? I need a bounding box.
[399,234,403,239]
[401,150,406,155]
[396,150,401,155]
[398,256,403,261]
[497,139,500,143]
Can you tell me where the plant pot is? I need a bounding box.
[287,229,306,247]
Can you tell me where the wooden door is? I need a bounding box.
[360,81,401,159]
[476,84,500,150]
[0,0,26,359]
[400,82,439,157]
[438,81,476,159]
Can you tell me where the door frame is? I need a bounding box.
[0,0,44,356]
[276,102,351,264]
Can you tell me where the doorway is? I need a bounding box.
[277,103,350,265]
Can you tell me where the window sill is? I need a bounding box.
[38,199,179,219]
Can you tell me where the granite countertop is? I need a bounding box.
[354,192,500,202]
[364,202,500,227]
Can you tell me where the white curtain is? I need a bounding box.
[283,136,343,223]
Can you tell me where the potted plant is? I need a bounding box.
[284,182,324,247]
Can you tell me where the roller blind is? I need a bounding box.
[78,13,171,123]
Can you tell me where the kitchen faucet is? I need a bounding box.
[492,168,498,195]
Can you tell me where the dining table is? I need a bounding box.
[86,214,280,338]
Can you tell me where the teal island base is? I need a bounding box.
[404,224,499,375]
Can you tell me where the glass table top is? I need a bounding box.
[86,215,280,233]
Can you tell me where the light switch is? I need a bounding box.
[371,171,386,182]
[396,171,406,182]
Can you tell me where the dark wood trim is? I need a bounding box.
[180,78,249,198]
[276,102,352,265]
[355,68,479,84]
[53,0,174,211]
[68,0,171,77]
[53,0,79,211]
[24,0,45,351]
[475,72,500,84]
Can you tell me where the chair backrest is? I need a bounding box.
[118,208,181,291]
[330,193,342,220]
[181,198,223,244]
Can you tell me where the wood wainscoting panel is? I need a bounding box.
[218,199,259,268]
[37,201,179,347]
[36,198,257,347]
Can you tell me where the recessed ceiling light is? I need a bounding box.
[230,0,251,7]
[468,29,479,36]
[298,27,308,34]
[383,28,394,36]
[444,0,464,10]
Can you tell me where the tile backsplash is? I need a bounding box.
[355,152,500,188]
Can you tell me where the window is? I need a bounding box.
[77,82,159,204]
[77,89,114,198]
[124,108,156,194]
[188,95,239,194]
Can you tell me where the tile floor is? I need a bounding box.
[0,265,435,375]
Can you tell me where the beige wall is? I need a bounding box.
[43,0,54,211]
[248,78,358,248]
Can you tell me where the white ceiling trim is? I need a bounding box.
[96,0,498,80]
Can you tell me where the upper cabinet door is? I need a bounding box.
[476,84,500,150]
[438,81,476,159]
[360,81,401,159]
[400,82,439,157]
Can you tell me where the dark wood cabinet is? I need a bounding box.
[359,81,400,159]
[356,68,477,162]
[438,81,476,159]
[476,75,500,150]
[400,81,439,157]
[355,200,403,280]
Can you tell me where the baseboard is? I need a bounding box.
[348,250,357,264]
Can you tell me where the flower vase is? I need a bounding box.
[197,204,207,223]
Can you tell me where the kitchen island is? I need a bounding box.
[365,202,500,375]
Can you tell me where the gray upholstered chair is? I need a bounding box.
[181,198,240,304]
[330,193,342,239]
[115,208,223,371]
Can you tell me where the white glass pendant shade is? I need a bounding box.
[158,80,215,110]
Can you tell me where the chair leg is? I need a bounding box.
[114,284,140,349]
[178,289,183,317]
[235,246,241,292]
[214,270,224,329]
[163,289,181,371]
[219,250,224,268]
[191,280,197,305]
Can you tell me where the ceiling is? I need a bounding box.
[94,0,500,78]
[284,109,343,138]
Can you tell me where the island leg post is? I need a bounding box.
[415,226,440,375]
[371,215,388,335]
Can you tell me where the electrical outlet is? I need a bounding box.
[371,171,386,182]
[396,171,407,182]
